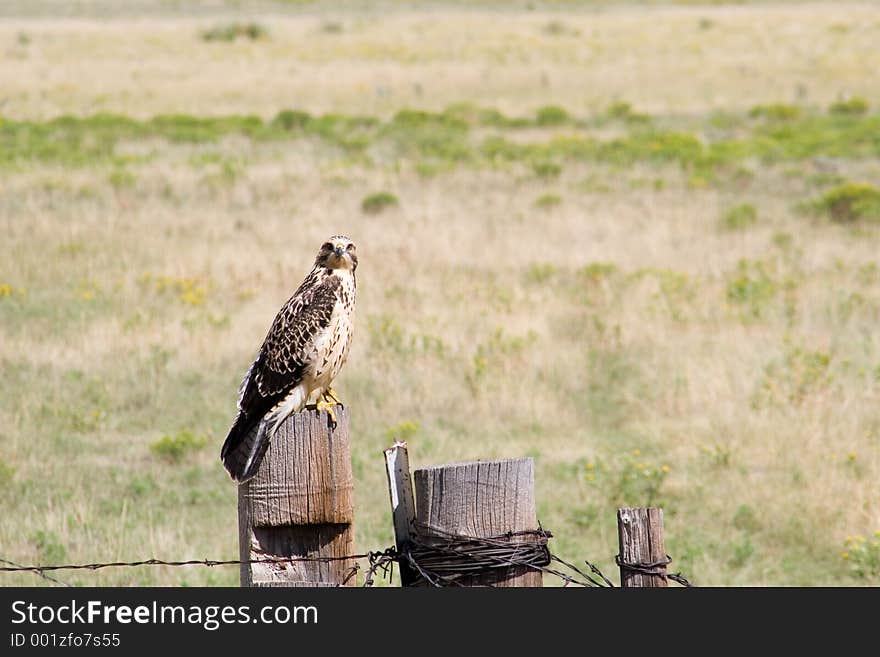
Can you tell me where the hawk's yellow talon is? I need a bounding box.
[326,406,337,428]
[324,388,342,405]
[315,396,339,429]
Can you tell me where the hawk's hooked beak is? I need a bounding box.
[334,246,345,257]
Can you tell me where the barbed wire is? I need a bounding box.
[615,554,693,587]
[667,572,693,587]
[399,524,554,587]
[1,533,693,588]
[0,554,374,582]
[0,558,72,588]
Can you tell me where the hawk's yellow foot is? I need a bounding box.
[315,396,339,429]
[323,388,342,405]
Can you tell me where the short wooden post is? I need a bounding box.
[413,458,542,587]
[617,507,667,588]
[383,442,419,586]
[237,407,355,587]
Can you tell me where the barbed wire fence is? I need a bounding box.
[0,525,693,588]
[1,443,695,588]
[0,558,72,588]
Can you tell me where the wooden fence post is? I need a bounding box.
[237,407,355,587]
[617,507,667,588]
[383,442,419,586]
[412,458,542,587]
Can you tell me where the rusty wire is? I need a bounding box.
[0,558,72,587]
[1,529,693,588]
[383,523,618,588]
[362,548,399,587]
[0,554,371,575]
[615,554,694,587]
[399,523,553,586]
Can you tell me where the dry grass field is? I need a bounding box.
[1,1,879,586]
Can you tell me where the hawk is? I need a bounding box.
[220,235,358,483]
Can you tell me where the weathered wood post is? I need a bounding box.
[412,458,542,587]
[617,507,667,588]
[237,407,355,587]
[383,442,419,586]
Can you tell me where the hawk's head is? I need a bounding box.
[316,235,357,271]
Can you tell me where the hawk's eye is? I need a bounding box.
[322,242,333,251]
[346,243,355,251]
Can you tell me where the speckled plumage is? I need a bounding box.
[221,235,357,483]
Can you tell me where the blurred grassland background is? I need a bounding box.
[1,0,879,586]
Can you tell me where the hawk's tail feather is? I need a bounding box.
[221,384,309,483]
[221,414,270,484]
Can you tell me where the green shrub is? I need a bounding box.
[361,191,399,214]
[532,160,562,179]
[383,420,419,442]
[829,97,869,116]
[808,182,880,223]
[535,105,569,127]
[772,231,794,251]
[127,474,159,498]
[107,168,136,190]
[732,504,762,533]
[481,136,531,162]
[581,450,670,508]
[320,21,344,34]
[749,104,801,121]
[728,536,754,568]
[471,328,538,382]
[578,262,618,283]
[201,22,267,42]
[754,344,833,407]
[534,193,562,209]
[568,503,599,528]
[150,430,207,463]
[720,203,758,230]
[542,20,579,37]
[843,533,880,580]
[305,113,378,152]
[524,263,556,284]
[382,110,470,161]
[603,130,705,168]
[441,104,527,129]
[271,110,311,131]
[604,101,649,123]
[367,314,407,354]
[477,108,531,129]
[0,459,14,488]
[147,114,260,142]
[727,259,777,319]
[31,530,66,564]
